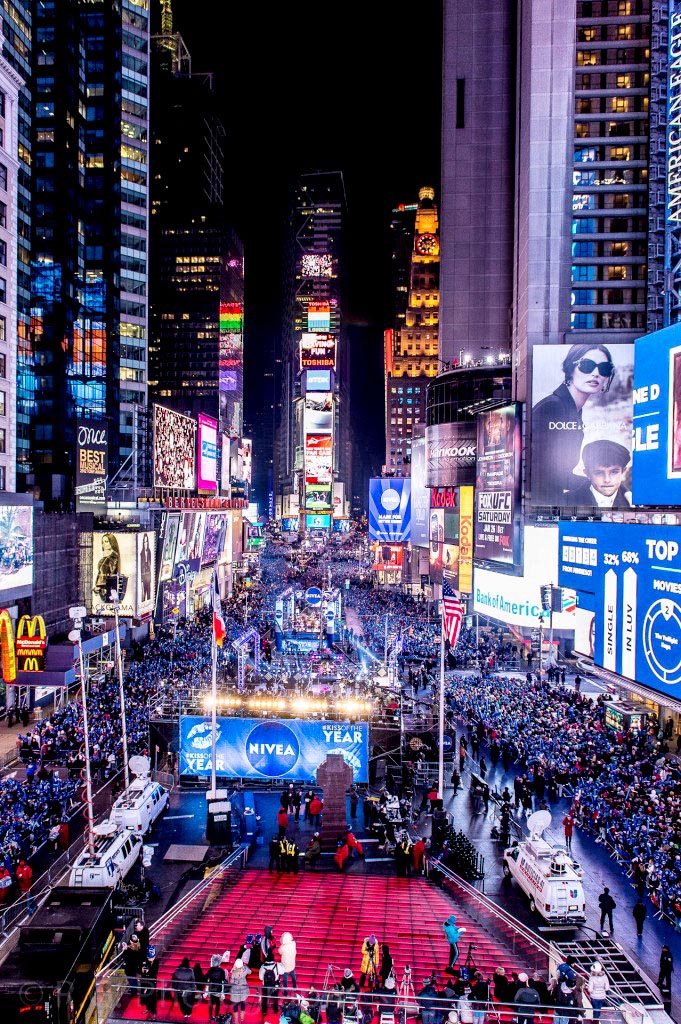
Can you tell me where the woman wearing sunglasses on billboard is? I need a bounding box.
[532,344,615,505]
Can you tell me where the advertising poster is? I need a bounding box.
[306,513,331,529]
[632,322,681,505]
[333,519,351,533]
[159,513,180,583]
[426,423,477,487]
[92,531,155,618]
[153,405,197,490]
[305,434,333,485]
[75,419,108,511]
[558,520,681,697]
[410,432,429,547]
[368,478,411,543]
[175,511,206,565]
[306,484,333,511]
[180,717,369,782]
[0,504,33,596]
[458,485,474,594]
[305,369,332,392]
[473,525,575,629]
[242,438,253,485]
[282,517,299,532]
[197,414,218,493]
[531,344,634,506]
[299,333,336,369]
[372,542,403,572]
[202,512,227,565]
[220,433,231,495]
[304,393,333,433]
[429,508,444,583]
[475,404,521,565]
[332,482,345,518]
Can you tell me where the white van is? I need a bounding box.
[111,777,169,835]
[69,821,143,888]
[503,811,586,924]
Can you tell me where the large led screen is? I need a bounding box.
[305,369,332,392]
[368,478,411,543]
[153,405,197,490]
[180,717,368,782]
[202,512,227,565]
[0,504,33,596]
[175,511,206,565]
[75,419,108,512]
[304,393,333,433]
[197,414,218,493]
[91,530,156,618]
[632,322,681,505]
[410,433,430,547]
[558,520,681,698]
[372,542,403,572]
[159,513,180,583]
[531,344,634,507]
[426,423,477,487]
[475,404,521,566]
[300,333,336,370]
[305,434,333,485]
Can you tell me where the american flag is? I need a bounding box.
[442,579,464,647]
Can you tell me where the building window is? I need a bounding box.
[0,240,6,268]
[0,92,4,118]
[0,391,5,416]
[0,278,6,304]
[577,50,598,66]
[0,466,5,491]
[0,164,6,191]
[0,202,6,229]
[0,428,5,454]
[0,354,4,378]
[608,265,627,280]
[0,317,5,343]
[612,97,630,113]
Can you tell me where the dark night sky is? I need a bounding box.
[170,1,443,494]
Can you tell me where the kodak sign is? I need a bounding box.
[15,615,47,672]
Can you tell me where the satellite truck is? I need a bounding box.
[0,886,115,1024]
[503,810,586,924]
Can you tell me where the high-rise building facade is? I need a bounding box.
[0,57,22,493]
[384,187,440,475]
[276,171,350,528]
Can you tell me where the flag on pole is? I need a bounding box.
[212,578,226,647]
[442,578,464,647]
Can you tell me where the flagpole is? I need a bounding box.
[210,582,218,797]
[438,601,445,800]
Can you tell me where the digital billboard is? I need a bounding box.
[300,253,333,278]
[458,485,474,594]
[242,438,252,485]
[475,404,521,565]
[304,393,333,433]
[531,344,634,507]
[91,530,156,618]
[220,433,231,495]
[333,482,345,518]
[333,518,351,533]
[368,478,411,543]
[202,512,227,565]
[75,419,108,512]
[307,303,331,332]
[305,434,333,484]
[426,423,477,487]
[306,513,331,529]
[219,301,244,438]
[558,520,681,697]
[0,503,33,597]
[473,525,575,629]
[410,432,429,547]
[180,716,368,782]
[429,508,444,583]
[300,333,336,370]
[153,405,197,490]
[372,542,403,571]
[175,511,206,565]
[632,322,681,505]
[159,513,180,583]
[305,369,332,392]
[197,414,218,493]
[306,484,333,511]
[282,517,299,532]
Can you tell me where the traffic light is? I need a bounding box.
[540,585,552,612]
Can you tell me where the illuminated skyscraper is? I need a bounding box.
[384,187,440,475]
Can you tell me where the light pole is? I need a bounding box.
[538,613,545,681]
[110,588,130,791]
[68,606,96,858]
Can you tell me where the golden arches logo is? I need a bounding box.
[15,615,47,672]
[16,615,46,641]
[22,657,42,672]
[0,609,16,683]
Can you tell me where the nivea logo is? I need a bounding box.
[246,722,300,777]
[380,488,401,512]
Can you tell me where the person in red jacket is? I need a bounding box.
[309,795,323,829]
[16,860,32,893]
[413,836,427,874]
[0,865,12,904]
[334,839,349,871]
[345,826,364,858]
[277,807,288,839]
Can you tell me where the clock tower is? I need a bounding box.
[384,186,440,475]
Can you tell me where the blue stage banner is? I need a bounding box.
[632,321,681,505]
[558,520,681,697]
[180,717,369,782]
[368,478,411,542]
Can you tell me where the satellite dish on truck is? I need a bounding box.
[129,755,151,779]
[527,810,552,838]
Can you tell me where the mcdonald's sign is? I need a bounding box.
[15,615,47,672]
[0,609,16,682]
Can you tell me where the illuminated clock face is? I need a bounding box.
[416,233,438,255]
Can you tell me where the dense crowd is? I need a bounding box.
[444,672,681,925]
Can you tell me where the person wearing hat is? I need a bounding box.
[205,953,228,1022]
[443,914,466,972]
[171,956,196,1019]
[568,439,632,508]
[513,973,540,1024]
[341,968,360,995]
[447,1013,460,1024]
[304,832,321,869]
[140,945,160,1019]
[587,963,610,1020]
[418,974,439,1024]
[230,958,250,1024]
[359,933,380,988]
[259,951,282,1015]
[374,973,397,1017]
[279,930,297,991]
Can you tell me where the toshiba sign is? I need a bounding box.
[426,423,477,487]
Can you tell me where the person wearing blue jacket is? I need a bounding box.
[444,914,466,973]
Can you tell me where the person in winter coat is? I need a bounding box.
[171,957,196,1019]
[205,953,228,1022]
[345,826,364,858]
[597,888,616,934]
[469,972,490,1024]
[259,953,282,1014]
[326,982,344,1024]
[309,795,323,828]
[359,933,380,987]
[0,865,12,904]
[417,975,439,1024]
[123,934,144,994]
[380,943,394,985]
[514,973,541,1024]
[279,930,297,991]
[230,958,250,1024]
[139,945,160,1018]
[444,914,466,971]
[632,899,647,938]
[492,967,512,1004]
[529,972,551,1006]
[586,963,610,1021]
[658,945,674,990]
[341,968,360,994]
[374,975,398,1017]
[277,807,289,839]
[261,925,275,961]
[334,838,349,871]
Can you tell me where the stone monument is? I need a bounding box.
[316,752,353,851]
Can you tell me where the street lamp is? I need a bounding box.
[538,613,545,681]
[68,606,96,858]
[108,584,130,791]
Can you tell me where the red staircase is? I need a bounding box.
[121,871,528,1021]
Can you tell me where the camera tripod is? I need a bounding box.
[459,943,478,981]
[396,966,418,1024]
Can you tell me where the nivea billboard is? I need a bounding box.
[180,717,369,782]
[368,478,411,542]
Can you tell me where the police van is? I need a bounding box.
[111,777,169,834]
[69,821,143,888]
[503,811,586,924]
